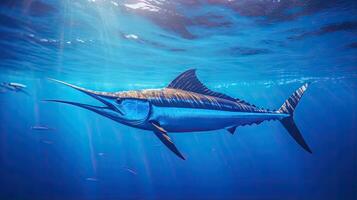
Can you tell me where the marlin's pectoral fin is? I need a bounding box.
[227,126,238,135]
[150,121,185,160]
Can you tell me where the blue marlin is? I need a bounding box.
[46,69,312,160]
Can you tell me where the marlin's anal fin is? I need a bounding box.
[150,121,185,160]
[227,126,237,135]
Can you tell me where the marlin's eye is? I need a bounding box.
[116,98,123,104]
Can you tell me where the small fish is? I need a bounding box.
[8,82,26,89]
[123,167,137,175]
[85,177,98,182]
[0,82,30,95]
[31,125,54,131]
[1,82,26,90]
[41,140,53,144]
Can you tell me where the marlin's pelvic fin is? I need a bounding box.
[150,121,186,160]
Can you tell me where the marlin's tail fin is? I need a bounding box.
[278,83,312,153]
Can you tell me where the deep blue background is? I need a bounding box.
[0,1,356,199]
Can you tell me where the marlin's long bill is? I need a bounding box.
[44,99,108,113]
[46,78,124,115]
[45,69,312,160]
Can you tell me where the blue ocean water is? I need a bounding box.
[0,0,356,199]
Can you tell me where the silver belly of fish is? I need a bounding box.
[149,105,289,132]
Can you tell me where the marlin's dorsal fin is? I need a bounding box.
[167,69,237,101]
